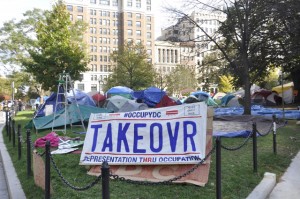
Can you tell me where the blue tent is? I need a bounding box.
[143,87,166,107]
[221,94,235,106]
[106,86,133,99]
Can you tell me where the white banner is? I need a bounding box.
[80,102,207,165]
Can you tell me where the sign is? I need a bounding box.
[80,102,207,165]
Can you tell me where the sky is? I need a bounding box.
[0,0,182,38]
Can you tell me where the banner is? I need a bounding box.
[80,102,207,165]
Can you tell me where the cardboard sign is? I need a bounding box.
[80,102,207,165]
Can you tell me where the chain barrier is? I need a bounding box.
[110,144,216,185]
[26,133,45,157]
[256,123,273,137]
[49,153,102,191]
[220,130,253,151]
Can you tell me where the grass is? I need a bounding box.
[2,110,300,199]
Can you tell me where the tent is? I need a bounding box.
[92,93,106,107]
[266,92,282,106]
[190,91,218,107]
[251,89,273,105]
[140,87,166,107]
[213,92,226,100]
[67,89,96,107]
[272,82,294,104]
[221,94,241,107]
[118,100,148,112]
[104,95,130,112]
[155,95,178,108]
[106,86,133,99]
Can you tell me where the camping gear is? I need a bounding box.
[155,95,178,108]
[104,95,130,112]
[190,91,218,107]
[106,86,134,99]
[34,132,59,148]
[118,100,148,112]
[272,82,294,104]
[138,86,166,107]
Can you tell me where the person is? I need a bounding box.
[18,99,23,111]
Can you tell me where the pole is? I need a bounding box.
[12,119,15,147]
[102,161,110,199]
[252,122,258,173]
[272,115,277,155]
[45,140,51,199]
[27,129,32,177]
[281,70,285,120]
[18,124,21,160]
[216,137,222,199]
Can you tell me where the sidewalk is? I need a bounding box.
[267,151,300,198]
[0,118,26,199]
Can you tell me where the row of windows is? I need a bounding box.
[90,65,112,72]
[90,46,117,54]
[90,37,119,45]
[90,0,119,6]
[158,49,179,64]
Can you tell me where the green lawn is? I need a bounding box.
[3,110,300,199]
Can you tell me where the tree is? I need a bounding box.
[218,75,234,93]
[166,0,276,114]
[105,41,156,90]
[22,0,89,91]
[165,65,198,96]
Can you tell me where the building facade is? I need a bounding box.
[64,0,155,93]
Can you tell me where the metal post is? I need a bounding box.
[102,161,110,199]
[272,115,277,155]
[18,124,21,160]
[45,140,51,199]
[5,110,8,136]
[26,129,32,177]
[252,122,258,173]
[12,119,16,147]
[8,116,11,142]
[216,137,222,199]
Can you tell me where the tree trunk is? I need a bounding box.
[291,69,300,103]
[243,72,252,115]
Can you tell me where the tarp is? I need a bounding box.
[67,89,96,107]
[32,104,112,130]
[106,86,133,99]
[143,87,166,107]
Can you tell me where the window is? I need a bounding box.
[113,20,118,26]
[136,30,141,37]
[136,0,141,8]
[136,39,141,44]
[113,12,119,18]
[147,32,151,39]
[91,84,97,92]
[67,5,73,11]
[146,16,151,22]
[136,21,141,27]
[127,29,133,36]
[90,0,97,4]
[90,9,96,15]
[146,41,151,47]
[127,0,132,7]
[128,12,132,18]
[136,13,141,19]
[112,0,118,6]
[77,84,84,91]
[147,6,151,11]
[77,15,83,21]
[147,49,152,55]
[69,14,73,21]
[77,6,83,12]
[147,0,151,5]
[127,20,132,26]
[100,0,110,5]
[147,24,151,30]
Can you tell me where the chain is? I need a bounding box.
[26,134,45,156]
[50,153,102,191]
[220,130,253,151]
[110,144,216,185]
[256,123,273,137]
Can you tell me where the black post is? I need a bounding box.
[8,116,11,142]
[17,124,21,160]
[102,161,110,199]
[26,129,32,177]
[45,140,51,199]
[216,137,222,199]
[272,115,277,155]
[252,122,258,173]
[12,119,16,147]
[5,111,8,136]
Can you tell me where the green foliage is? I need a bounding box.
[165,65,198,95]
[218,75,234,93]
[106,41,156,90]
[22,1,89,91]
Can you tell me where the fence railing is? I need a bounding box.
[3,111,286,199]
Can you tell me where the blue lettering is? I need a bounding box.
[167,122,179,152]
[183,121,197,151]
[150,123,163,152]
[133,123,146,153]
[91,124,102,152]
[102,124,113,152]
[117,123,130,152]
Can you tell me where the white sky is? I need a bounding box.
[0,0,182,38]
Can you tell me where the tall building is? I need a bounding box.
[159,10,226,92]
[64,0,155,93]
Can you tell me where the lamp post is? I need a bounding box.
[278,70,285,120]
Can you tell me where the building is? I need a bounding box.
[159,10,226,93]
[64,0,155,93]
